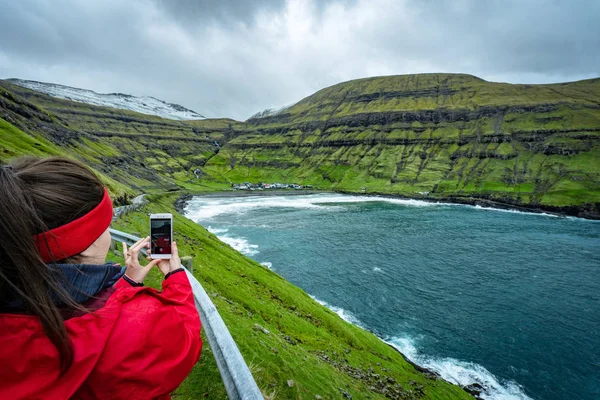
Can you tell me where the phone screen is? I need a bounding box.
[151,218,172,255]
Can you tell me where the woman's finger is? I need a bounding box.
[129,236,149,254]
[171,241,178,258]
[128,246,140,263]
[128,236,146,251]
[122,242,128,260]
[145,258,161,270]
[129,237,150,262]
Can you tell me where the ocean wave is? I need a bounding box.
[472,205,600,222]
[260,261,273,269]
[184,193,436,221]
[185,194,338,220]
[307,295,532,400]
[385,336,533,400]
[309,295,366,329]
[185,192,577,223]
[206,226,229,234]
[473,205,559,218]
[217,235,259,256]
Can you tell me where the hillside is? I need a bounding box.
[0,80,244,194]
[207,74,600,218]
[8,79,206,120]
[4,74,600,218]
[0,82,474,398]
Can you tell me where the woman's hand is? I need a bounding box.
[155,241,181,276]
[122,236,160,283]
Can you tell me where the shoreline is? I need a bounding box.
[174,189,600,220]
[336,190,600,220]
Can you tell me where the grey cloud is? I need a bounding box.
[0,0,598,121]
[153,0,286,26]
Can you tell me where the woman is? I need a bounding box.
[0,157,202,399]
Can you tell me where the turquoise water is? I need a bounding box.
[184,193,600,400]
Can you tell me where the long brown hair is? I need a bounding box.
[0,156,106,371]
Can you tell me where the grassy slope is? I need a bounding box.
[0,117,132,197]
[0,87,471,398]
[108,194,471,399]
[1,81,238,193]
[205,74,600,211]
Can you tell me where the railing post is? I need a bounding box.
[181,256,193,274]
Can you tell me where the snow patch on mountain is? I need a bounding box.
[249,103,294,120]
[7,79,205,121]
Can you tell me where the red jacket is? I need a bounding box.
[0,270,202,399]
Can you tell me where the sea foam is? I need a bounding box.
[185,193,571,224]
[217,235,259,256]
[207,226,229,234]
[260,261,273,269]
[309,295,366,329]
[184,193,436,222]
[308,295,532,400]
[473,205,559,218]
[206,226,260,255]
[385,336,533,400]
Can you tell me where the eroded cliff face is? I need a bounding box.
[204,74,600,216]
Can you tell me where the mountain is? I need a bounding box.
[2,72,600,219]
[206,73,600,217]
[7,79,205,121]
[0,79,241,194]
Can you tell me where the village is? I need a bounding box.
[231,182,313,191]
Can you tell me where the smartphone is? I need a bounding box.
[149,213,173,259]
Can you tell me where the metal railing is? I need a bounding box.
[109,228,264,400]
[112,195,148,221]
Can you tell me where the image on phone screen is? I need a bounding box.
[151,219,172,255]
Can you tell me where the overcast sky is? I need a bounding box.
[0,0,599,120]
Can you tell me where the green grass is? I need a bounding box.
[0,117,62,157]
[0,118,133,198]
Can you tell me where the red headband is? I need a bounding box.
[35,188,113,263]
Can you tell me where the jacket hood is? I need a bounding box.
[2,262,125,312]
